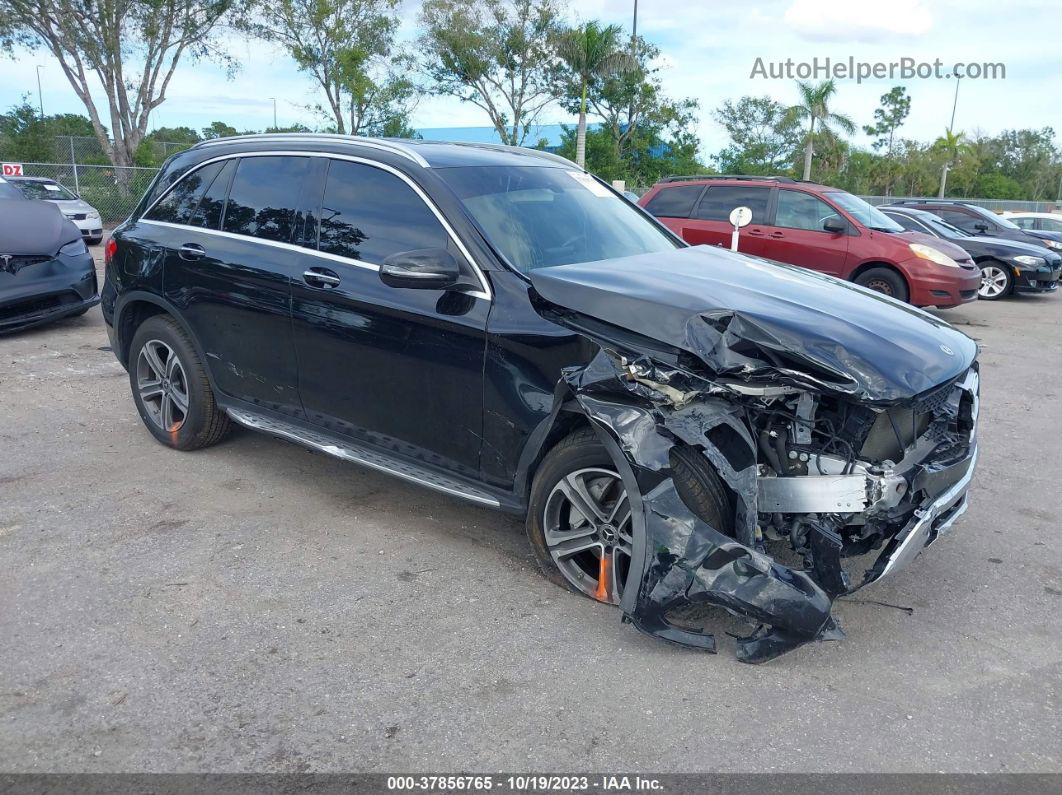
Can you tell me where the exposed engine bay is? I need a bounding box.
[529,245,981,662]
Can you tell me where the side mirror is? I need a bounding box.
[823,217,846,234]
[379,248,460,290]
[974,222,989,233]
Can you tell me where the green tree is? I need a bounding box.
[1,0,243,170]
[935,128,966,197]
[202,121,241,139]
[863,86,910,195]
[555,21,636,168]
[788,79,855,181]
[246,0,416,136]
[0,98,100,161]
[419,0,563,146]
[712,95,800,175]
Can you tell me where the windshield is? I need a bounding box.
[15,180,78,200]
[435,166,679,273]
[825,191,904,232]
[922,214,970,238]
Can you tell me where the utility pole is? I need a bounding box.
[35,65,45,118]
[269,98,277,130]
[948,75,961,133]
[626,0,638,143]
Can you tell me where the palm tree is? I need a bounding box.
[936,128,965,197]
[788,79,856,181]
[556,22,638,169]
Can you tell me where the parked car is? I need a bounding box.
[999,211,1062,234]
[887,199,1062,255]
[0,199,99,333]
[5,176,104,244]
[881,206,1062,300]
[0,176,24,199]
[638,176,981,308]
[103,135,980,663]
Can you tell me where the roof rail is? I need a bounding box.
[194,133,430,168]
[659,174,798,184]
[888,198,971,206]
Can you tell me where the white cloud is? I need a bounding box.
[783,0,934,42]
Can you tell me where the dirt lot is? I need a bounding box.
[1,244,1061,773]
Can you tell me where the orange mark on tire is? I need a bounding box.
[595,553,610,602]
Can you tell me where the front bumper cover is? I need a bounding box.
[558,350,979,664]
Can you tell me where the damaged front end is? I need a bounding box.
[530,246,980,662]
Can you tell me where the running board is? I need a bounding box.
[226,408,502,508]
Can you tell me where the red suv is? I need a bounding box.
[638,176,981,308]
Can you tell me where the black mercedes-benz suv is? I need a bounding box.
[103,135,980,662]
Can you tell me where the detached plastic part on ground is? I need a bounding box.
[530,246,979,663]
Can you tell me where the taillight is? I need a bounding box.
[104,237,117,267]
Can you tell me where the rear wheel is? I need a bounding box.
[978,261,1013,300]
[128,315,231,450]
[855,267,909,303]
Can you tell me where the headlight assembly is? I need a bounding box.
[58,239,88,257]
[909,242,959,267]
[1013,255,1045,267]
[1041,239,1062,250]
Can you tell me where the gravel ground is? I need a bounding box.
[1,243,1060,773]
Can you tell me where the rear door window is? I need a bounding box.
[189,159,236,230]
[643,185,703,218]
[222,156,310,243]
[315,160,448,263]
[145,162,223,225]
[693,185,770,222]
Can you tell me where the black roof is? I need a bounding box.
[189,134,577,170]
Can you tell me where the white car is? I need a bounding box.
[1000,211,1062,235]
[4,176,104,244]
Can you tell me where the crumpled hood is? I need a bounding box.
[0,199,81,256]
[530,245,977,403]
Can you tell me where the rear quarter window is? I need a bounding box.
[643,184,703,218]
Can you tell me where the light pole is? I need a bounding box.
[269,97,277,130]
[948,74,961,132]
[36,65,45,118]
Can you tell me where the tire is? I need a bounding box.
[128,314,231,451]
[977,261,1013,300]
[526,427,732,605]
[855,267,909,303]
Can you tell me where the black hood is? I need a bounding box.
[0,199,81,256]
[961,234,1062,265]
[530,245,977,403]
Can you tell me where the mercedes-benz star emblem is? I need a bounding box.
[940,344,954,356]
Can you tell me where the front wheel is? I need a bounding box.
[855,267,910,303]
[978,261,1013,300]
[128,315,231,450]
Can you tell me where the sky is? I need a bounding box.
[1,0,1060,160]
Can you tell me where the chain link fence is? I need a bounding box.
[861,195,1059,213]
[10,162,160,225]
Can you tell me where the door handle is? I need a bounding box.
[179,243,205,261]
[303,267,341,288]
[769,231,785,238]
[746,228,765,237]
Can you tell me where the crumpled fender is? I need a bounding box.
[561,349,844,664]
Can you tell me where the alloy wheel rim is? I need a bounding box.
[543,467,633,605]
[136,339,189,433]
[979,266,1008,298]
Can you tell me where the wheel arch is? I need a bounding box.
[849,259,910,290]
[113,293,220,394]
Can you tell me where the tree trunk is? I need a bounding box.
[938,162,950,198]
[801,117,815,181]
[575,79,587,169]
